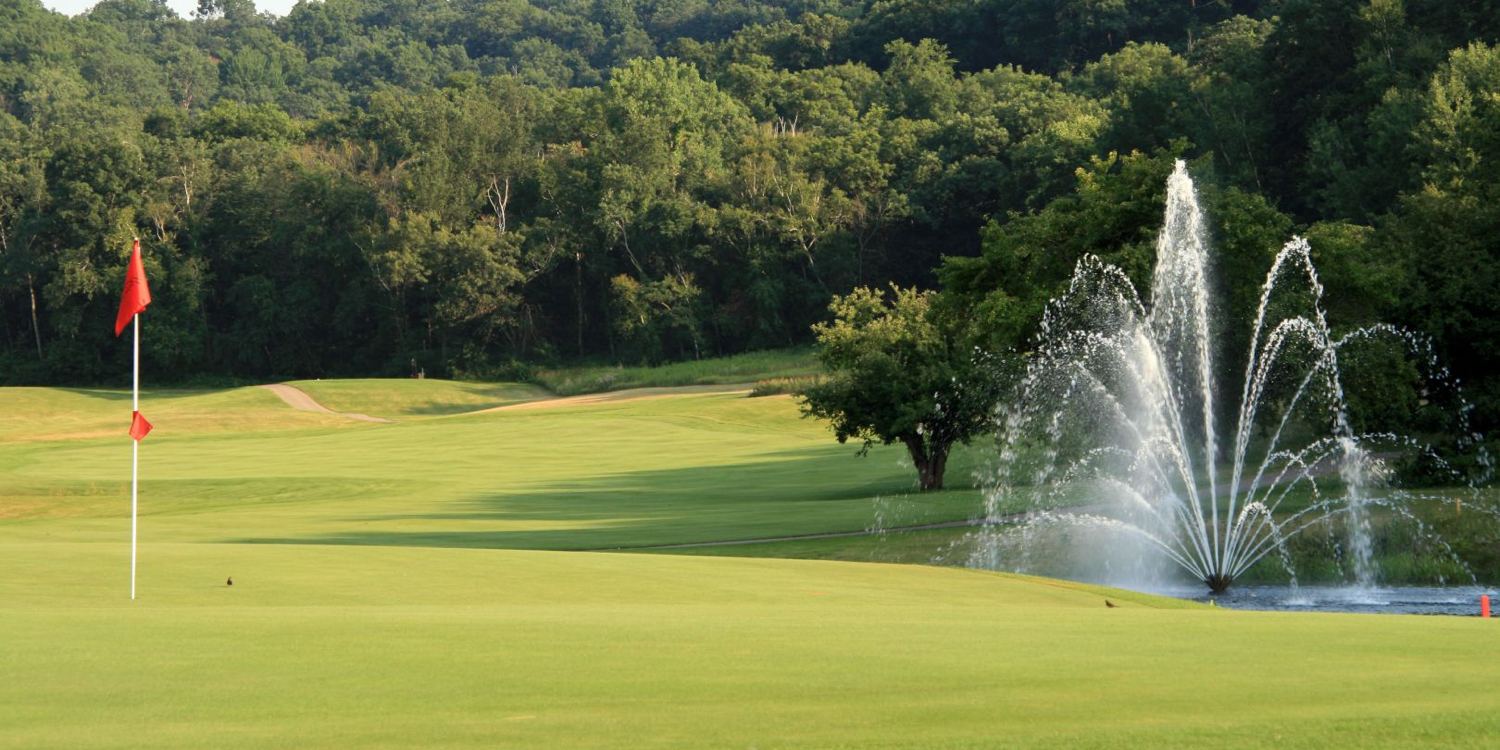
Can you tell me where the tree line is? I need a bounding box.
[1,0,1498,436]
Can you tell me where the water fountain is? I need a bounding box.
[974,160,1493,604]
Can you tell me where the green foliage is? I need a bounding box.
[938,148,1307,433]
[747,374,819,397]
[801,285,1003,489]
[939,150,1182,354]
[196,100,300,142]
[1388,42,1500,428]
[1077,42,1195,157]
[0,0,1494,445]
[609,272,705,363]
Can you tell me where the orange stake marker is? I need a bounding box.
[1483,594,1491,619]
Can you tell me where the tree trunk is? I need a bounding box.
[574,251,585,356]
[903,435,950,491]
[488,176,510,234]
[27,274,43,361]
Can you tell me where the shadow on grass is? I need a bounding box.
[372,384,550,416]
[390,401,509,416]
[58,387,222,402]
[230,447,985,551]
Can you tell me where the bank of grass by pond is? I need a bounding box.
[656,488,1500,587]
[1234,493,1500,585]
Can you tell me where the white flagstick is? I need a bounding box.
[131,311,139,600]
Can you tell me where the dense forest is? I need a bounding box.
[1,0,1498,431]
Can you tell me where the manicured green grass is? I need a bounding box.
[3,383,1498,749]
[535,348,819,396]
[661,492,1500,586]
[648,525,982,564]
[0,388,978,541]
[4,542,1498,750]
[0,386,352,445]
[285,378,551,419]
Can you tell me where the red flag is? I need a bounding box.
[114,239,152,336]
[129,411,153,441]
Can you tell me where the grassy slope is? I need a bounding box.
[0,386,352,444]
[535,348,819,396]
[0,388,978,543]
[3,383,1498,749]
[285,379,552,419]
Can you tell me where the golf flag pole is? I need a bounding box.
[132,313,138,600]
[116,238,152,599]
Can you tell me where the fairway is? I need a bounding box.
[0,382,982,546]
[3,382,1498,749]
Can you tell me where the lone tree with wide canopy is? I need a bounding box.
[801,285,1004,490]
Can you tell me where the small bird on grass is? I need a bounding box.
[1104,599,1117,608]
[226,576,233,587]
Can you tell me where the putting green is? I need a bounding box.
[2,382,1497,749]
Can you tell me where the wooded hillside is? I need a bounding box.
[2,0,1497,432]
